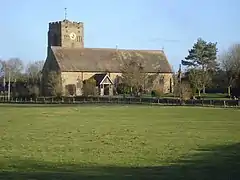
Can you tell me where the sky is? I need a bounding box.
[0,0,240,71]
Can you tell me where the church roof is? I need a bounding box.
[50,46,172,73]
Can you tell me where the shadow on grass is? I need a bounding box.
[0,143,240,180]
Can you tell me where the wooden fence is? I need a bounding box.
[0,96,240,108]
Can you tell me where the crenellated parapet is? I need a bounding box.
[49,20,84,28]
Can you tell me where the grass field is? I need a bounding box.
[0,104,240,180]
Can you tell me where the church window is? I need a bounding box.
[170,78,172,93]
[77,36,82,42]
[76,78,82,88]
[159,76,164,84]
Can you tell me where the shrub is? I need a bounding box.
[151,89,164,97]
[83,78,98,96]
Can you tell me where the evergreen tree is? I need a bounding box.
[182,38,218,94]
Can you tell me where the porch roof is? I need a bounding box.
[91,73,113,86]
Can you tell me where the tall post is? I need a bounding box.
[3,65,6,101]
[178,63,182,100]
[8,70,11,101]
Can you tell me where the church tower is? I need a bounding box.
[47,19,84,48]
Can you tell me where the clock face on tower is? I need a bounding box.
[69,32,76,40]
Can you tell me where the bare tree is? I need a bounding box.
[219,44,240,96]
[0,58,24,100]
[82,78,97,96]
[0,60,5,84]
[145,74,158,90]
[172,73,192,99]
[24,60,44,98]
[26,60,44,80]
[189,68,204,96]
[0,59,3,73]
[112,51,148,96]
[4,58,24,80]
[46,71,63,97]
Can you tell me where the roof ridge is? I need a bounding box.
[51,46,164,54]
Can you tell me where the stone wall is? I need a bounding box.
[61,71,173,96]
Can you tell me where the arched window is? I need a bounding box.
[170,78,172,93]
[76,77,82,89]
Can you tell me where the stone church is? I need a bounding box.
[42,19,173,96]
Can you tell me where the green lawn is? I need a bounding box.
[0,104,240,180]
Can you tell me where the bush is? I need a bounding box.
[181,82,192,100]
[151,89,164,97]
[82,78,98,96]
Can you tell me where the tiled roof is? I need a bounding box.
[51,46,172,73]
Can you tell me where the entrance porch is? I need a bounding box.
[92,73,114,96]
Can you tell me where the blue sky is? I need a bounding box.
[1,0,239,71]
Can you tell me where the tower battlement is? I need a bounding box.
[49,21,61,29]
[49,20,84,28]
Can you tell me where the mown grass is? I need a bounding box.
[0,104,240,179]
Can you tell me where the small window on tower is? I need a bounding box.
[77,36,81,42]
